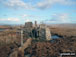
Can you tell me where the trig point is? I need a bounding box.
[23,21,52,41]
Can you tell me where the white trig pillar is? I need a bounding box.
[45,27,52,41]
[21,30,23,46]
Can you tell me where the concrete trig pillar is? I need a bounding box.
[45,27,52,41]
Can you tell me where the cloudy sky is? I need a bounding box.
[0,0,76,24]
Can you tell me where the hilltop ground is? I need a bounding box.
[0,24,76,57]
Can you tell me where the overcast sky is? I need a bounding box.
[0,0,76,24]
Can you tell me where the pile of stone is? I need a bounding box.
[23,21,51,41]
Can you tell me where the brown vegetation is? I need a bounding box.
[0,30,20,46]
[25,37,76,57]
[0,25,76,57]
[49,27,76,38]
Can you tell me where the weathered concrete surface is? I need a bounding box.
[38,26,51,41]
[19,38,32,51]
[9,38,32,57]
[9,51,18,57]
[45,27,52,41]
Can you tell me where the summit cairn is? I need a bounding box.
[23,21,52,41]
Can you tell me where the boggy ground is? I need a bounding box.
[25,37,76,57]
[24,26,76,57]
[49,27,76,38]
[0,26,76,57]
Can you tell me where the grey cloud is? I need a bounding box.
[44,13,71,23]
[36,0,75,9]
[51,13,70,22]
[0,0,75,10]
[0,0,34,10]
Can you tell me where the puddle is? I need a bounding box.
[0,29,6,31]
[24,54,31,57]
[50,35,63,43]
[52,35,60,39]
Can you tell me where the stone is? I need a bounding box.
[23,21,52,41]
[25,22,33,28]
[45,27,51,41]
